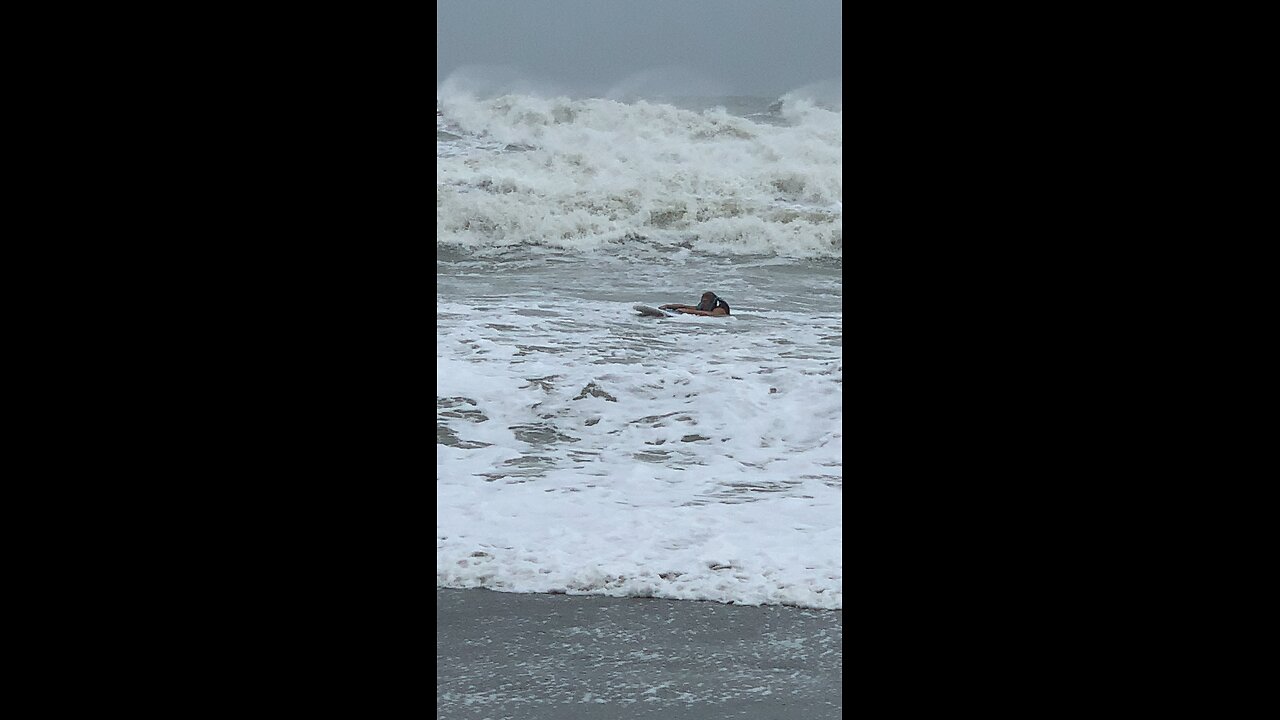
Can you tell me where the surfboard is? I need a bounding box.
[633,304,673,317]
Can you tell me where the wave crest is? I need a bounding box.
[438,93,841,259]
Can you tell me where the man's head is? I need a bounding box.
[697,291,718,311]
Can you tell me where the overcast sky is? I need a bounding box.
[437,0,842,98]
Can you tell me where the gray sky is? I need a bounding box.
[437,0,842,98]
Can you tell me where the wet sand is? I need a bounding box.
[437,588,842,719]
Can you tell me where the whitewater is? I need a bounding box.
[437,89,842,610]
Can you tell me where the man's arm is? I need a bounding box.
[675,307,729,316]
[659,304,693,310]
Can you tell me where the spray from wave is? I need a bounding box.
[437,84,841,259]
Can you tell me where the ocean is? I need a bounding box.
[437,89,842,611]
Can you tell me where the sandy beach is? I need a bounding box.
[437,588,842,719]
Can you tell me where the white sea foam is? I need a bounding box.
[436,280,843,609]
[436,93,841,258]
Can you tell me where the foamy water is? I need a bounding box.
[437,91,840,258]
[437,91,842,610]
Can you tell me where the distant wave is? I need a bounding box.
[437,93,841,259]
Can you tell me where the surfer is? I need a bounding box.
[660,291,731,316]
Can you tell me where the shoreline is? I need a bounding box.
[437,587,842,719]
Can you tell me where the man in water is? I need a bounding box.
[661,291,731,316]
